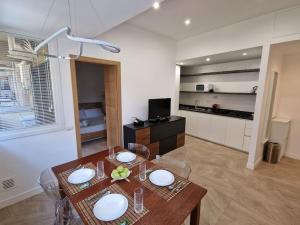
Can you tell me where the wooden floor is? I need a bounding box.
[1,135,299,225]
[82,138,107,157]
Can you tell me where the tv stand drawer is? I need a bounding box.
[123,116,185,156]
[150,119,185,142]
[136,128,150,145]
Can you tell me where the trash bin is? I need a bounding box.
[263,142,280,164]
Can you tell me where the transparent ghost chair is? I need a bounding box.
[128,143,150,160]
[38,168,83,225]
[152,155,191,179]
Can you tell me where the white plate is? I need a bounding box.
[116,152,136,163]
[149,169,175,187]
[67,168,95,184]
[93,194,128,221]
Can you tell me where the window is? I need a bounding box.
[0,32,56,136]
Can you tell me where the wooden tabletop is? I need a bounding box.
[52,146,207,225]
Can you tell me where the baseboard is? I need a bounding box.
[247,155,263,170]
[246,161,254,170]
[0,186,43,210]
[285,152,300,160]
[254,156,263,168]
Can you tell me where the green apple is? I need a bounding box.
[117,166,124,172]
[120,172,127,178]
[113,172,120,179]
[123,168,129,175]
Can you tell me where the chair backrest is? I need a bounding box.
[38,168,60,202]
[153,155,191,179]
[128,143,150,160]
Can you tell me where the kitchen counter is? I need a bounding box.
[179,104,254,120]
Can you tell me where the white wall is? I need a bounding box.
[76,62,105,104]
[0,22,176,208]
[176,5,300,169]
[274,53,300,159]
[58,23,176,125]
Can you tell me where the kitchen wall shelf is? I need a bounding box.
[180,91,257,95]
[180,68,260,77]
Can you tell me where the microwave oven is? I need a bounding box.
[196,84,214,92]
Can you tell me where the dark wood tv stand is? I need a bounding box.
[123,116,186,160]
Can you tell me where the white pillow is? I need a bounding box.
[85,108,103,118]
[79,110,87,120]
[80,120,89,127]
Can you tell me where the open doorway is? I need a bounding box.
[263,40,300,161]
[70,56,122,158]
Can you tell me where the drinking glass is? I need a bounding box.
[139,162,146,181]
[97,161,105,179]
[108,146,115,160]
[134,187,144,213]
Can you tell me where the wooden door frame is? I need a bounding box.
[70,56,122,158]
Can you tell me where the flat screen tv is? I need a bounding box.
[148,98,171,121]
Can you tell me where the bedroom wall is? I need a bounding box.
[0,22,176,209]
[75,62,105,104]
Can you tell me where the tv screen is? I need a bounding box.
[148,98,171,120]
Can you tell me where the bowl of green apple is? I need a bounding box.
[111,166,131,181]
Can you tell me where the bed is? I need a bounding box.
[79,102,106,143]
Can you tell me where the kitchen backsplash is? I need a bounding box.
[179,92,256,112]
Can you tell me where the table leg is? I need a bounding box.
[190,202,201,225]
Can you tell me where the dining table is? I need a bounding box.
[52,146,207,225]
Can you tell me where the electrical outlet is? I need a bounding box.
[0,177,16,192]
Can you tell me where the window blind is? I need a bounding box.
[0,32,55,133]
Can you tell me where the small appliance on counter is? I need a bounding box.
[196,83,214,92]
[132,117,144,127]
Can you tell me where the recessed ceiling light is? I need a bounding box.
[153,1,160,9]
[242,52,247,56]
[184,19,191,26]
[206,57,211,62]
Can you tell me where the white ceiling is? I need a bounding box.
[178,47,262,66]
[0,0,161,38]
[128,0,300,40]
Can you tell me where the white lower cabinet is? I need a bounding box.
[178,110,193,135]
[209,115,228,144]
[178,110,252,152]
[193,112,212,140]
[225,118,246,150]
